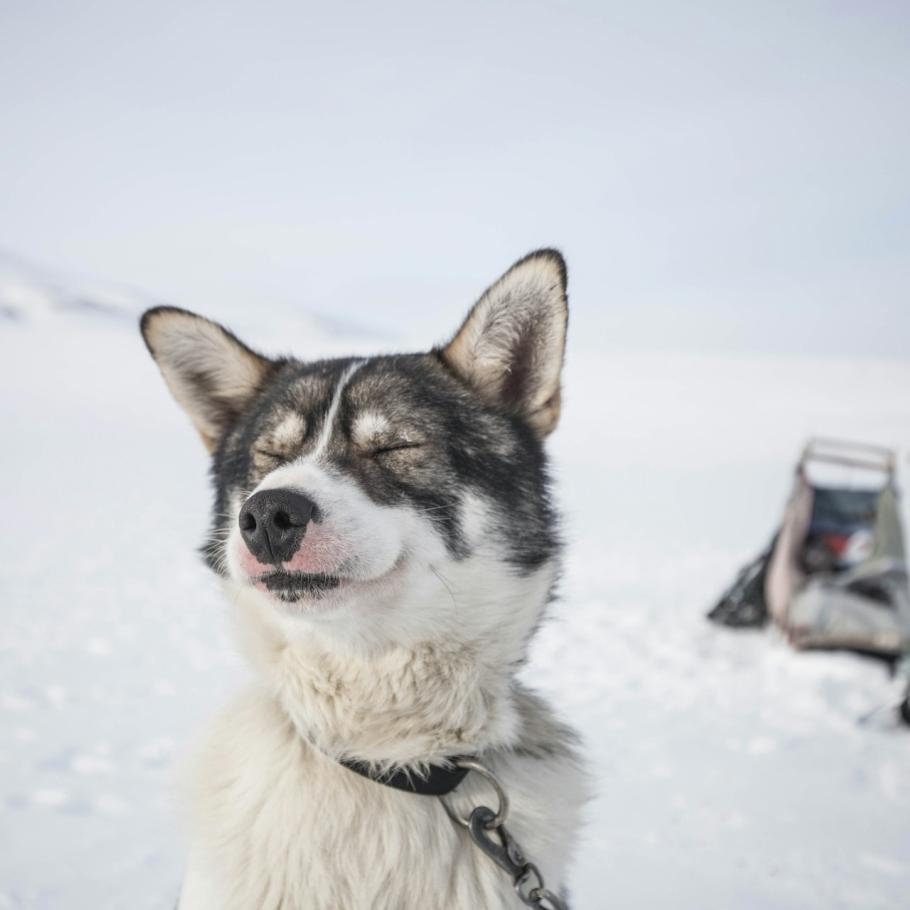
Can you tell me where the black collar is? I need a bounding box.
[339,756,471,796]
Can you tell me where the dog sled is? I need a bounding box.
[708,438,910,725]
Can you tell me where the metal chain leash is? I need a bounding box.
[441,759,569,910]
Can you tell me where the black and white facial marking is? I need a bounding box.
[141,250,568,640]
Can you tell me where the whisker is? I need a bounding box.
[410,501,460,517]
[428,564,458,610]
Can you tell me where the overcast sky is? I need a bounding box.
[1,1,908,356]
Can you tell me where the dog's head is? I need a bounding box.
[141,250,568,651]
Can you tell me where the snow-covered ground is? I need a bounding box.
[2,282,909,909]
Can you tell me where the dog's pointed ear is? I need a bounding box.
[440,249,568,437]
[140,306,274,451]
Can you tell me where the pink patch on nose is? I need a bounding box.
[280,523,344,574]
[237,543,271,577]
[234,523,345,578]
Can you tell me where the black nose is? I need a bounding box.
[238,489,318,564]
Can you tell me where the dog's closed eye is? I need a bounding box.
[370,440,423,458]
[257,449,288,460]
[254,447,291,468]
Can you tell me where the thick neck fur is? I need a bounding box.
[225,565,555,770]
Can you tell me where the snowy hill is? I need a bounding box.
[0,252,381,358]
[1,271,909,909]
[0,251,158,324]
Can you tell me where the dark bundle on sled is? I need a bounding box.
[708,439,910,722]
[707,537,776,629]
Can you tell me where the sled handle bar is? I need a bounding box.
[801,437,896,475]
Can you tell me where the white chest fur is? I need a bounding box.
[177,592,586,910]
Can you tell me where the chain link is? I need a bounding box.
[440,762,570,910]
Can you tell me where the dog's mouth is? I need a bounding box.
[255,571,342,602]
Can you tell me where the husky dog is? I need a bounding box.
[140,250,586,910]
